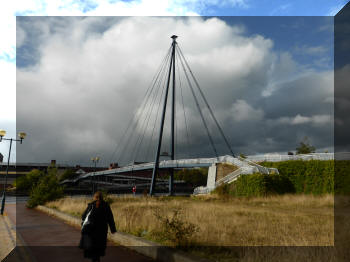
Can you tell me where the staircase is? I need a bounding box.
[193,156,278,195]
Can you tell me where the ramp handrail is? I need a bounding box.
[238,156,271,174]
[215,168,242,187]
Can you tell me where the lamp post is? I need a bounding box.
[0,130,26,215]
[91,157,100,194]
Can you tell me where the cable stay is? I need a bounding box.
[176,45,235,157]
[111,46,172,164]
[107,36,236,195]
[176,48,218,157]
[114,46,172,164]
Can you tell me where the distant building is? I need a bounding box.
[0,160,109,188]
[0,153,3,163]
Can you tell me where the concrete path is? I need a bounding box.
[3,203,157,262]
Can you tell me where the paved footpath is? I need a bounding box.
[0,206,16,261]
[2,203,157,262]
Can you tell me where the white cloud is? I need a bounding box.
[2,0,251,135]
[15,17,277,162]
[294,44,329,56]
[278,114,332,125]
[230,100,264,122]
[14,16,334,162]
[262,51,298,97]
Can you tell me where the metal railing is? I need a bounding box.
[215,168,242,187]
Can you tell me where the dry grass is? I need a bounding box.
[46,194,334,247]
[46,194,339,261]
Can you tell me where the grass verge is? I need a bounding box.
[46,194,335,261]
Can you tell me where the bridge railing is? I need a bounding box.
[245,153,336,162]
[215,168,242,187]
[237,156,273,174]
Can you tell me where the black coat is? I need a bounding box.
[79,200,116,259]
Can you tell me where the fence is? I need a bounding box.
[245,153,340,162]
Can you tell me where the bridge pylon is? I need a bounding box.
[150,35,177,196]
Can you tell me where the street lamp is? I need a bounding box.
[0,130,26,215]
[91,157,100,194]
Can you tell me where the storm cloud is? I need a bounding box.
[16,16,333,166]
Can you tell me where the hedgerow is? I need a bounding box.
[334,160,350,194]
[214,160,343,197]
[260,160,334,195]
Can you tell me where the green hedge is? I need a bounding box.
[334,160,350,194]
[214,173,294,197]
[260,160,334,195]
[213,160,340,197]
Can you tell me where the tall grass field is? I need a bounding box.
[46,194,337,261]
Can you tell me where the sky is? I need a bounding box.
[0,0,348,165]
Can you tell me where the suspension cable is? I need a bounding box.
[117,46,172,164]
[132,60,169,162]
[144,67,168,162]
[125,47,172,163]
[177,48,218,157]
[177,45,235,157]
[175,50,191,158]
[111,51,168,164]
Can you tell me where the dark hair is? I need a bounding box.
[93,191,103,208]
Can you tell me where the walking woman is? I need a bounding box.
[79,191,116,262]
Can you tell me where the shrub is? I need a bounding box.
[14,169,43,194]
[260,160,334,195]
[27,167,64,208]
[153,208,199,247]
[59,168,77,182]
[228,173,293,197]
[334,160,350,194]
[212,183,231,196]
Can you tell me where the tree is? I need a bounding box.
[14,169,43,194]
[296,137,316,154]
[27,167,64,208]
[59,168,76,182]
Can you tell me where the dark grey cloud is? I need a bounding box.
[16,16,333,166]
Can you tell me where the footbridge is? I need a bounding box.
[62,36,277,195]
[61,155,278,194]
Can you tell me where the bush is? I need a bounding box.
[59,168,77,182]
[260,160,334,195]
[334,160,350,194]
[227,173,294,197]
[14,169,43,194]
[153,208,199,247]
[212,183,231,196]
[27,167,64,208]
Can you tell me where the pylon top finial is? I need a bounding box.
[171,35,178,41]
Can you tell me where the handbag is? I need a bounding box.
[81,205,95,234]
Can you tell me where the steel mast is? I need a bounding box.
[150,35,177,196]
